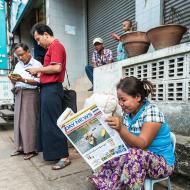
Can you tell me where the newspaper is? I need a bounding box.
[57,104,128,170]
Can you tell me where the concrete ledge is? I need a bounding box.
[175,134,190,177]
[0,117,6,125]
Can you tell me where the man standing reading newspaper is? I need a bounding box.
[27,23,70,170]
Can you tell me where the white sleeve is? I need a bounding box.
[32,60,42,82]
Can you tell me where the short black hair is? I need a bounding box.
[14,43,29,52]
[31,23,54,36]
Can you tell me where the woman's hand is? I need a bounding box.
[105,116,123,132]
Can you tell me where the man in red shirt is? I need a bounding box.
[27,24,70,170]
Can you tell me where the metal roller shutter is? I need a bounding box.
[164,0,190,43]
[87,0,135,62]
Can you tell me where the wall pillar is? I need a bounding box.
[135,0,163,31]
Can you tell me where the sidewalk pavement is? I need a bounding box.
[0,125,186,190]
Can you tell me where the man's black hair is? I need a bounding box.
[14,43,29,52]
[31,23,54,36]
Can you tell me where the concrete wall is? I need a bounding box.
[135,0,163,31]
[20,18,34,55]
[94,42,190,136]
[135,0,163,52]
[46,0,87,85]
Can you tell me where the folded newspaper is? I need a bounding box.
[57,104,128,170]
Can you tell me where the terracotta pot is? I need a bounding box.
[146,24,187,50]
[120,31,150,43]
[120,31,150,57]
[124,42,150,58]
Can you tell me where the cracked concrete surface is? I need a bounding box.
[0,125,189,190]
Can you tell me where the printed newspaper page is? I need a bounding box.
[57,104,128,170]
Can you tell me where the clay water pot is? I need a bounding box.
[124,42,150,58]
[120,31,150,57]
[120,31,149,43]
[146,24,187,50]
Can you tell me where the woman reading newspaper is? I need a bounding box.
[87,76,175,190]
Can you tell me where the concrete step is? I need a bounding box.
[72,76,92,91]
[0,117,7,125]
[0,109,14,117]
[175,134,190,178]
[74,86,93,92]
[72,75,93,111]
[76,90,92,98]
[0,109,14,124]
[77,101,86,111]
[77,94,93,110]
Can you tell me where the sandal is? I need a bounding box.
[11,150,24,156]
[52,158,71,170]
[86,176,96,185]
[24,152,38,160]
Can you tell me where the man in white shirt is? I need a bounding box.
[9,43,42,160]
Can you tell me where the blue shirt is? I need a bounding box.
[123,100,175,166]
[116,42,127,61]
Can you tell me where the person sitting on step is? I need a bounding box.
[85,37,113,91]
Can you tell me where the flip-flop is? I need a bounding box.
[11,151,24,156]
[23,152,38,160]
[52,159,71,170]
[86,175,96,185]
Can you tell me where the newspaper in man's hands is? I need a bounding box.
[57,104,128,170]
